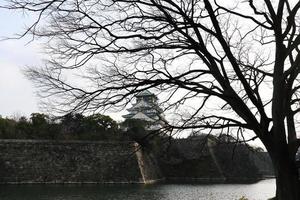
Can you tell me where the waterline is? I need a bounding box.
[0,179,275,200]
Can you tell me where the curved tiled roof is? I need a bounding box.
[135,90,155,97]
[131,112,154,122]
[122,89,164,125]
[127,99,152,111]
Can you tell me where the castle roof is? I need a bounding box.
[122,90,164,126]
[136,90,156,97]
[127,99,152,112]
[131,112,154,122]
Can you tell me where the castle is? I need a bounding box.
[122,90,166,130]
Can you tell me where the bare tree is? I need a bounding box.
[3,0,300,199]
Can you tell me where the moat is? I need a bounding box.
[0,179,275,200]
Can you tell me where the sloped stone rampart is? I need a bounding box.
[0,139,273,184]
[0,140,148,184]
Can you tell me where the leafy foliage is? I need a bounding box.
[0,113,127,141]
[122,118,151,145]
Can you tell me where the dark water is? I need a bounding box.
[0,179,275,200]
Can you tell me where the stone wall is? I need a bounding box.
[135,145,165,184]
[249,152,274,177]
[157,139,226,183]
[0,140,161,184]
[156,138,273,183]
[0,139,273,184]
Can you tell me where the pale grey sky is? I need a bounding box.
[0,9,41,118]
[0,8,127,120]
[0,3,269,147]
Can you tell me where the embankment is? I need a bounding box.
[0,139,163,184]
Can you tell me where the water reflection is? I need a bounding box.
[0,179,275,200]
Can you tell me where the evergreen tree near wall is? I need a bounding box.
[0,113,125,141]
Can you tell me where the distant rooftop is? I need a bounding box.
[135,90,155,97]
[131,112,154,122]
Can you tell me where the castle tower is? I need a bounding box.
[122,90,165,130]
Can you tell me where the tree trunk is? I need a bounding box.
[270,149,300,200]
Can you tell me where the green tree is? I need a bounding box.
[122,119,151,145]
[30,113,52,139]
[0,117,16,139]
[59,113,122,140]
[59,113,84,139]
[15,116,31,139]
[83,114,120,140]
[3,0,300,199]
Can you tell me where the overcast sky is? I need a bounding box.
[0,8,127,121]
[0,9,43,118]
[0,3,269,148]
